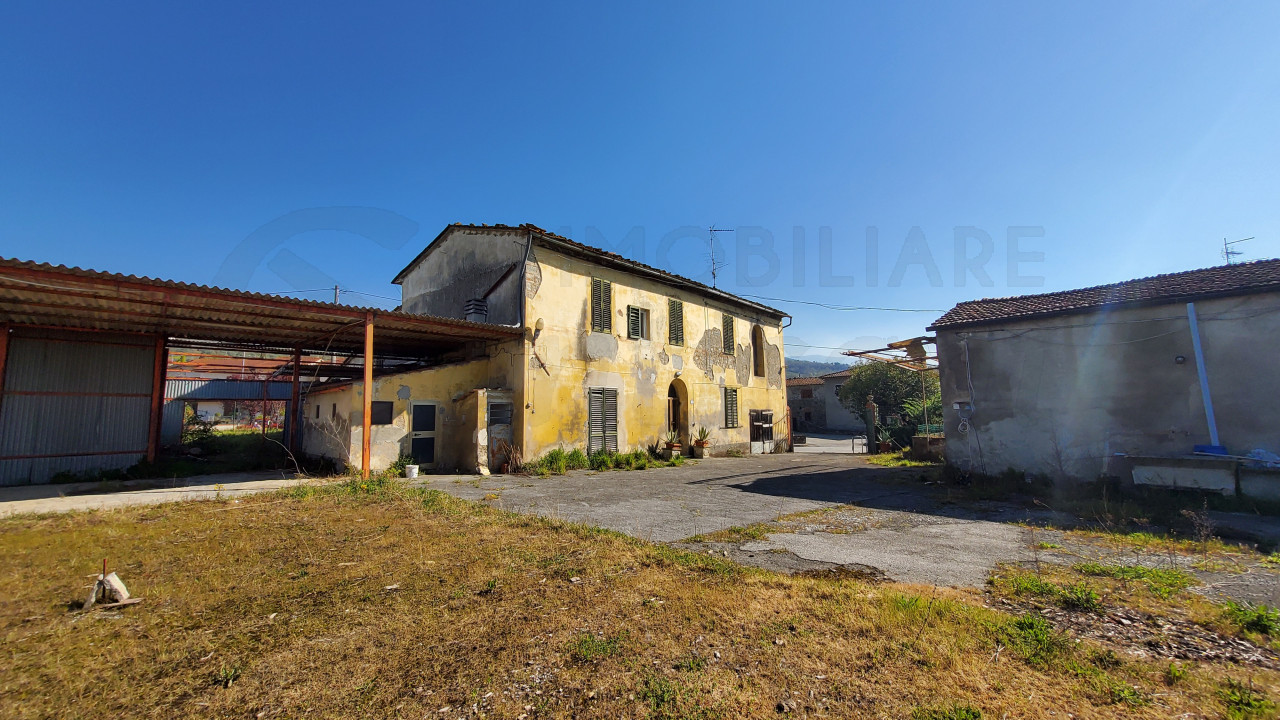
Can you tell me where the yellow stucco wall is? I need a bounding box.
[519,246,788,457]
[302,350,519,473]
[303,243,789,472]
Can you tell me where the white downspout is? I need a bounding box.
[1186,302,1220,447]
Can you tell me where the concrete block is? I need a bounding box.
[1131,457,1236,495]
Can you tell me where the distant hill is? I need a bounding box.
[785,358,851,379]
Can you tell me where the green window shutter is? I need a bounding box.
[603,388,618,452]
[591,278,612,333]
[588,387,619,452]
[627,306,641,340]
[590,278,602,332]
[601,280,612,332]
[588,388,604,452]
[722,314,734,354]
[724,387,738,428]
[668,299,684,345]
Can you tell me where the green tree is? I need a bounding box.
[836,361,939,419]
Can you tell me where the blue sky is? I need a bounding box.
[1,2,1277,360]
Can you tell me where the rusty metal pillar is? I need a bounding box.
[362,311,374,479]
[261,379,268,439]
[290,347,301,454]
[0,324,10,421]
[146,335,167,463]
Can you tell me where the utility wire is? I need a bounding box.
[738,292,943,313]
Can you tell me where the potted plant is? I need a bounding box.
[662,430,682,460]
[876,428,894,454]
[691,425,712,459]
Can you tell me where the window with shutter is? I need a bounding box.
[587,387,619,453]
[724,387,739,428]
[722,314,734,354]
[626,306,649,340]
[668,299,684,346]
[590,278,612,333]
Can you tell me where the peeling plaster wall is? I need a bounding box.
[937,292,1280,481]
[520,246,788,456]
[398,227,527,325]
[301,350,520,474]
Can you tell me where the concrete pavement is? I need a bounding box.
[0,470,322,517]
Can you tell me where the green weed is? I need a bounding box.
[911,704,982,720]
[1223,601,1280,636]
[1073,562,1197,598]
[566,631,627,663]
[1220,679,1275,719]
[1059,583,1102,612]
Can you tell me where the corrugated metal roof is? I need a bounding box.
[166,379,294,401]
[0,257,523,358]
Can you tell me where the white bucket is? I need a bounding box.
[404,465,419,479]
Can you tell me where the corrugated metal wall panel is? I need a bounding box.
[5,338,153,394]
[0,453,147,485]
[161,400,185,446]
[165,379,292,401]
[0,395,150,456]
[0,335,154,486]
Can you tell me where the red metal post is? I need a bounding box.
[261,379,268,439]
[290,347,301,454]
[362,312,374,480]
[146,335,167,463]
[0,324,10,421]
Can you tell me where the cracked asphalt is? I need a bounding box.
[428,453,1057,588]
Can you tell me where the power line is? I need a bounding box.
[340,289,401,303]
[738,292,943,313]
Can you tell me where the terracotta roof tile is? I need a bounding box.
[393,223,786,320]
[929,259,1280,330]
[786,376,825,387]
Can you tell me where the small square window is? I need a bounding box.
[800,388,813,399]
[370,401,394,426]
[627,306,650,340]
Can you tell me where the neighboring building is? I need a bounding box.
[930,260,1280,482]
[303,223,791,473]
[816,367,867,433]
[786,376,825,430]
[784,368,867,434]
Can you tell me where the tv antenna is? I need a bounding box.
[1222,236,1253,264]
[707,226,732,288]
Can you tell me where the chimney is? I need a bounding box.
[464,298,488,324]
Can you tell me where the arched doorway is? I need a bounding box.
[667,378,689,449]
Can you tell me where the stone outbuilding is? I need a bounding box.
[930,260,1280,490]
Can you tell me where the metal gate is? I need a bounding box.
[749,409,774,454]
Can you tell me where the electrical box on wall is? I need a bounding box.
[953,401,973,412]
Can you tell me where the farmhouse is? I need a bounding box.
[302,224,791,473]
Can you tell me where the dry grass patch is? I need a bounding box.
[1,481,1276,719]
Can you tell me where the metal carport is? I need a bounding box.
[0,258,521,483]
